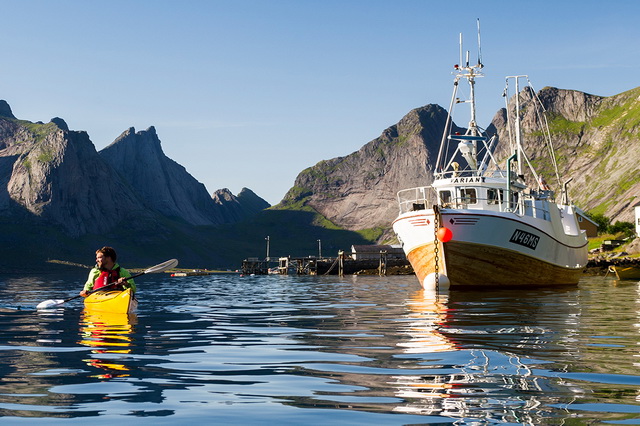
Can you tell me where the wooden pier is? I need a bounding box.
[241,250,410,276]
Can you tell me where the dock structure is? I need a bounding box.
[241,258,270,275]
[242,248,409,276]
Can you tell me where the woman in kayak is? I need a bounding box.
[80,246,136,297]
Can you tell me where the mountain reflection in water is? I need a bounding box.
[0,273,639,424]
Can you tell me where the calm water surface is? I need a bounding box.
[0,272,639,424]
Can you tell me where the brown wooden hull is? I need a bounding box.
[610,265,640,281]
[406,241,440,286]
[407,240,582,287]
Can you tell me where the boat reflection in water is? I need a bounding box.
[397,289,456,354]
[392,288,582,422]
[79,309,137,379]
[393,289,460,410]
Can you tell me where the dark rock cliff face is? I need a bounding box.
[0,103,269,239]
[280,104,463,231]
[212,187,270,223]
[0,100,16,120]
[100,127,228,225]
[0,116,147,236]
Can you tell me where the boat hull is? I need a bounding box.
[610,265,640,281]
[84,288,137,313]
[407,240,583,287]
[394,209,588,288]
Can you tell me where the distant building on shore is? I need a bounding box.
[575,208,599,238]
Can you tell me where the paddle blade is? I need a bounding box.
[36,299,65,310]
[144,258,178,274]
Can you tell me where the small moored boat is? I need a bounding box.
[84,288,138,313]
[608,265,640,281]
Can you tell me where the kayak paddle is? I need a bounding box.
[36,258,179,310]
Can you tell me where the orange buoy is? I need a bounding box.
[437,227,453,242]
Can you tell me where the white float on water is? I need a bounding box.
[423,273,450,291]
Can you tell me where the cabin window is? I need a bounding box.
[439,190,452,205]
[460,188,477,204]
[487,188,503,205]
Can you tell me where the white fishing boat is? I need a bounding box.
[392,28,588,289]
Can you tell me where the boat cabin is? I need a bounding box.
[398,175,555,222]
[433,176,526,210]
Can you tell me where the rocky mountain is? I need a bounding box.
[2,83,638,270]
[279,86,640,239]
[0,100,270,269]
[279,104,463,233]
[212,187,271,223]
[0,103,269,234]
[100,126,229,225]
[0,101,149,237]
[490,86,640,222]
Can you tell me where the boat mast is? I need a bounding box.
[457,25,484,174]
[467,56,479,136]
[468,19,483,137]
[512,76,524,176]
[435,21,485,178]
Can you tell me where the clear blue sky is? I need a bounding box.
[2,0,639,205]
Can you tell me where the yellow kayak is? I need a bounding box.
[84,288,138,313]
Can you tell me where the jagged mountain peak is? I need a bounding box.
[237,187,270,212]
[237,187,266,202]
[100,126,225,225]
[0,113,148,236]
[0,100,16,119]
[50,117,69,131]
[279,104,458,231]
[107,126,161,154]
[212,187,270,223]
[213,188,235,202]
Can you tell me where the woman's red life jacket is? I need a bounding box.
[94,267,122,291]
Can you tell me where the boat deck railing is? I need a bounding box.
[397,186,436,214]
[397,186,553,221]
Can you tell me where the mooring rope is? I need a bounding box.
[323,257,340,275]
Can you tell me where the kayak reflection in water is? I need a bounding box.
[80,310,137,379]
[80,246,136,297]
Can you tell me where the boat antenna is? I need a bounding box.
[459,32,463,68]
[476,18,483,67]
